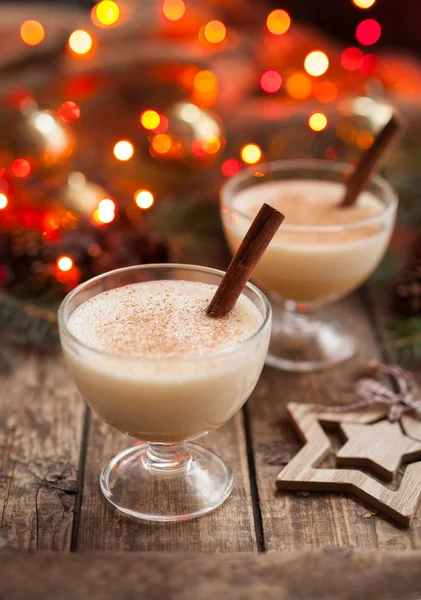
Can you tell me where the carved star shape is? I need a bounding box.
[276,403,421,526]
[337,420,421,481]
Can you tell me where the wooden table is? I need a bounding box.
[1,289,421,598]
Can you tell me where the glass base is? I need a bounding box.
[266,307,356,372]
[100,442,234,522]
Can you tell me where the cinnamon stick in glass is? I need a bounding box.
[340,113,401,208]
[207,203,284,318]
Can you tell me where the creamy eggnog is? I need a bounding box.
[223,180,395,304]
[63,280,268,442]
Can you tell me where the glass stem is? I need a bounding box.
[272,297,323,343]
[144,442,192,474]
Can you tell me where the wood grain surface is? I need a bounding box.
[0,351,85,550]
[1,548,421,600]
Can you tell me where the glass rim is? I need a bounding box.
[221,158,398,233]
[58,263,272,364]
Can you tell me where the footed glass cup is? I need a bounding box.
[59,264,271,521]
[221,159,398,372]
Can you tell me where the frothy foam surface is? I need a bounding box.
[233,180,385,244]
[68,280,263,359]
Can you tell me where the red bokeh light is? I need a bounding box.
[153,115,168,133]
[355,19,381,46]
[222,158,242,177]
[360,54,380,75]
[58,101,81,123]
[341,47,363,71]
[260,70,282,94]
[12,159,31,178]
[191,140,206,157]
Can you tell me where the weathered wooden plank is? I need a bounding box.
[248,295,421,551]
[76,411,257,552]
[0,352,84,551]
[1,548,421,600]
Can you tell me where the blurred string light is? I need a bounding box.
[260,70,282,94]
[91,1,120,28]
[222,159,241,177]
[360,54,379,75]
[192,70,218,106]
[20,20,45,46]
[113,140,134,160]
[309,112,328,132]
[151,133,172,154]
[341,47,363,70]
[194,70,217,93]
[95,198,115,223]
[140,110,161,130]
[314,81,337,103]
[355,19,381,45]
[153,115,169,133]
[57,256,73,272]
[241,144,261,164]
[266,9,291,35]
[69,30,93,55]
[12,159,31,178]
[162,0,185,21]
[201,136,220,154]
[286,72,312,99]
[203,20,226,44]
[58,101,80,123]
[356,130,374,149]
[353,0,376,8]
[134,189,154,209]
[0,193,8,209]
[304,51,329,77]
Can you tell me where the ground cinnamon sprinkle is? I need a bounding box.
[68,280,263,359]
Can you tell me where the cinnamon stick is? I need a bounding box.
[207,203,284,318]
[340,113,401,208]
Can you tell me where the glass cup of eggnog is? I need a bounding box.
[58,264,271,522]
[221,159,397,372]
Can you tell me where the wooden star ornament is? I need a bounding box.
[276,403,421,526]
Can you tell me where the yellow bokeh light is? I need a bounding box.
[203,20,226,44]
[202,136,221,154]
[57,256,73,272]
[0,193,8,209]
[140,110,161,130]
[20,20,45,46]
[151,134,172,154]
[304,51,329,77]
[193,70,217,93]
[135,190,154,209]
[353,0,376,7]
[92,1,120,27]
[96,198,115,223]
[162,0,185,21]
[241,143,262,165]
[113,140,134,161]
[266,9,291,35]
[309,112,328,132]
[69,30,93,55]
[286,72,312,99]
